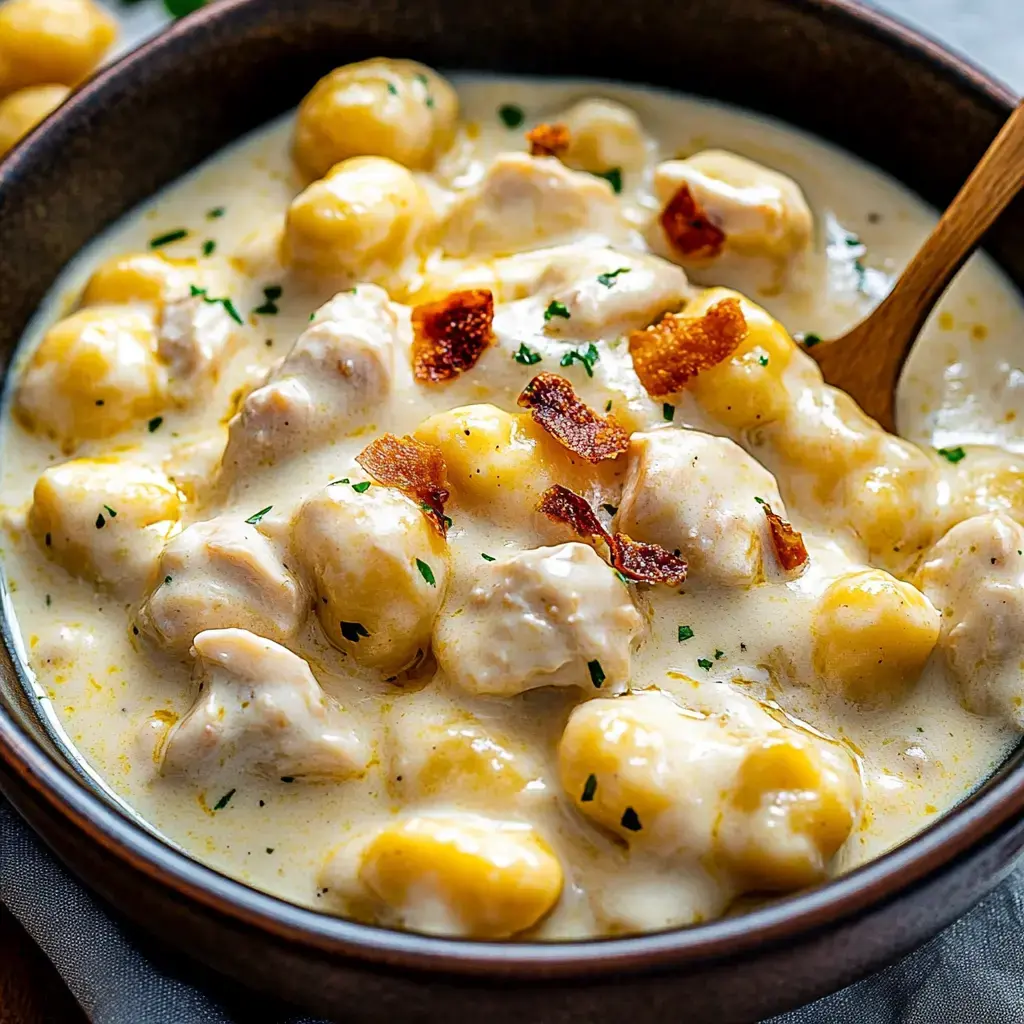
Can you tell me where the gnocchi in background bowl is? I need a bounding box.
[3,53,1024,946]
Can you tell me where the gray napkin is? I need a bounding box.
[2,1,1022,1021]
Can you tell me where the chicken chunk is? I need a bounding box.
[161,628,368,780]
[28,458,183,592]
[320,813,562,938]
[440,153,629,258]
[617,430,787,587]
[650,150,812,264]
[434,542,642,697]
[559,98,647,175]
[916,513,1024,727]
[292,480,449,673]
[138,517,306,653]
[221,286,396,474]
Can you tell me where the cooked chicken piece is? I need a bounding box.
[435,542,642,697]
[161,628,368,780]
[559,98,647,175]
[292,480,449,673]
[157,291,237,400]
[139,517,306,653]
[916,513,1024,727]
[221,286,396,474]
[28,458,183,593]
[440,153,630,258]
[617,430,787,586]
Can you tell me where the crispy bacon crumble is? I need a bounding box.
[537,484,687,586]
[628,298,748,398]
[762,502,808,572]
[411,289,494,383]
[518,372,629,463]
[659,182,726,259]
[526,122,571,158]
[355,433,451,536]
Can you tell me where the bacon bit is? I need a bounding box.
[659,182,726,259]
[411,289,495,383]
[355,433,451,536]
[518,372,629,463]
[762,503,808,572]
[628,298,747,398]
[526,122,570,157]
[537,484,687,585]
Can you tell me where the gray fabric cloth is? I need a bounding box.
[2,1,1022,1022]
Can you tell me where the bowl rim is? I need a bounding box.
[1,0,1023,981]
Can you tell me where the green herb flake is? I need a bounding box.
[614,569,630,585]
[754,496,766,505]
[937,446,966,464]
[103,505,117,518]
[340,621,370,643]
[164,0,205,18]
[593,167,623,193]
[581,773,598,802]
[328,478,350,486]
[351,481,371,494]
[758,354,769,366]
[149,228,188,248]
[213,788,236,811]
[601,503,618,516]
[559,342,600,378]
[201,239,216,257]
[45,594,51,607]
[148,416,163,433]
[245,505,273,525]
[513,342,542,366]
[544,300,571,322]
[190,285,243,325]
[207,206,225,219]
[663,403,675,422]
[588,659,606,688]
[386,82,398,96]
[498,103,525,129]
[164,575,172,585]
[597,267,630,288]
[95,512,106,529]
[481,553,496,561]
[253,284,283,316]
[279,776,295,784]
[605,400,613,413]
[714,648,724,660]
[697,657,713,671]
[801,332,822,349]
[266,847,275,854]
[620,807,642,832]
[416,558,436,587]
[678,625,694,642]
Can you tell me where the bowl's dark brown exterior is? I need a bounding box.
[1,0,1023,1020]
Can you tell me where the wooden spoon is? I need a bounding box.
[808,99,1024,433]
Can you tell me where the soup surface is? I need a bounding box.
[3,65,1024,940]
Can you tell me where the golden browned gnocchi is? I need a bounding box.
[0,82,66,154]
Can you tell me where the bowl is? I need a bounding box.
[1,0,1022,1020]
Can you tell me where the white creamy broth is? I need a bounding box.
[1,69,1023,941]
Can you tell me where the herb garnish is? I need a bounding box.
[149,228,188,248]
[253,284,283,316]
[544,300,571,322]
[754,496,766,505]
[801,333,822,348]
[678,625,694,642]
[328,478,350,486]
[164,575,172,585]
[605,400,613,413]
[513,342,542,365]
[937,446,966,464]
[148,416,163,433]
[416,558,436,587]
[481,553,496,561]
[202,239,216,257]
[213,789,236,811]
[207,206,225,219]
[663,403,675,422]
[620,807,642,831]
[597,267,630,288]
[581,774,598,802]
[340,621,370,643]
[103,505,117,518]
[559,343,600,377]
[697,657,713,671]
[714,649,724,660]
[279,776,295,784]
[190,285,243,325]
[245,506,273,525]
[758,354,769,366]
[387,82,398,96]
[351,481,371,494]
[588,659,606,688]
[593,167,623,193]
[498,104,525,128]
[95,512,106,529]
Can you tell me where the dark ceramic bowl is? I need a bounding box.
[1,1,1022,1020]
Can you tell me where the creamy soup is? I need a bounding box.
[2,63,1024,940]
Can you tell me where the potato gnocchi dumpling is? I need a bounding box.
[80,251,196,310]
[293,58,458,179]
[321,814,562,938]
[0,82,66,154]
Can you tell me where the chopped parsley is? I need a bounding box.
[190,284,243,325]
[592,167,623,194]
[937,446,966,464]
[597,267,630,288]
[202,239,216,257]
[620,807,642,832]
[854,258,868,293]
[605,399,613,413]
[678,625,694,642]
[754,496,766,505]
[45,594,51,607]
[614,569,630,585]
[581,773,598,802]
[714,649,724,660]
[513,342,542,365]
[481,553,496,561]
[601,503,618,516]
[419,502,452,530]
[387,82,398,96]
[328,478,350,486]
[148,416,163,433]
[801,332,822,348]
[164,575,172,585]
[559,343,599,378]
[544,300,571,322]
[758,354,769,366]
[245,506,273,525]
[253,284,283,316]
[103,505,117,518]
[95,512,106,529]
[340,621,370,643]
[697,657,713,671]
[213,789,236,811]
[416,558,436,587]
[149,228,188,248]
[351,481,371,494]
[207,206,226,219]
[587,659,606,688]
[498,103,525,128]
[663,403,675,422]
